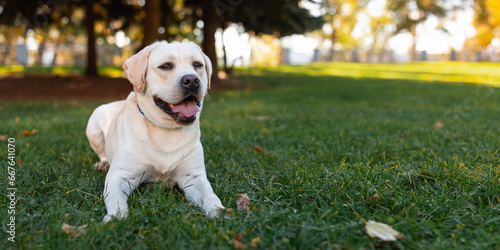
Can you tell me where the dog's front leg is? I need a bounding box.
[102,172,141,222]
[177,173,224,217]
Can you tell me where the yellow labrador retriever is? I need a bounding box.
[86,41,224,222]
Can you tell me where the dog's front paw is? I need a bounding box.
[209,205,233,218]
[94,161,109,171]
[103,215,114,223]
[102,211,128,223]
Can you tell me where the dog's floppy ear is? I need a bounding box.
[193,42,213,89]
[123,43,158,93]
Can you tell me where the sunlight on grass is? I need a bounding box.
[272,62,500,86]
[0,65,124,77]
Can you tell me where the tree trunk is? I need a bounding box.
[52,42,59,67]
[329,27,336,61]
[37,39,45,66]
[202,0,219,81]
[221,25,229,74]
[84,0,98,76]
[139,0,161,51]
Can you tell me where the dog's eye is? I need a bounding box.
[193,61,203,68]
[159,63,173,70]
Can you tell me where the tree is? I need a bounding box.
[467,0,500,53]
[137,0,161,51]
[0,0,137,76]
[321,0,368,59]
[202,0,219,79]
[387,0,447,57]
[214,0,324,74]
[83,0,97,76]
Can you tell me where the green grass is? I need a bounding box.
[1,62,500,249]
[0,65,124,77]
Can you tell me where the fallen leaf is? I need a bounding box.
[15,117,20,123]
[332,243,347,248]
[234,231,247,249]
[365,220,402,241]
[236,193,250,211]
[0,135,7,141]
[216,207,234,216]
[251,237,261,247]
[433,121,444,129]
[16,159,24,166]
[251,100,259,105]
[61,223,87,237]
[254,115,271,121]
[225,208,235,215]
[251,147,264,153]
[20,129,38,136]
[365,194,382,203]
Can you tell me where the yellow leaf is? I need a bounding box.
[251,237,261,247]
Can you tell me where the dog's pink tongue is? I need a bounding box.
[172,99,200,117]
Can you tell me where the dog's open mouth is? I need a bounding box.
[154,96,201,124]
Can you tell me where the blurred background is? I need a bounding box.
[0,0,498,80]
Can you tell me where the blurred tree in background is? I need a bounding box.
[468,0,500,52]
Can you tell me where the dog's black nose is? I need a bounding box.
[180,74,200,90]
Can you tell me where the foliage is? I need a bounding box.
[388,0,447,34]
[219,0,324,37]
[467,0,500,50]
[321,0,369,49]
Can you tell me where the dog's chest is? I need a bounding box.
[143,127,199,177]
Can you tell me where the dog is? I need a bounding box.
[86,41,224,222]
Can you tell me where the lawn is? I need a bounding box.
[1,62,499,249]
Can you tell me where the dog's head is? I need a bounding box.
[123,41,212,128]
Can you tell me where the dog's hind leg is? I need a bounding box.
[86,106,111,171]
[86,100,126,171]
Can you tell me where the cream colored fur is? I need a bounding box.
[86,41,223,222]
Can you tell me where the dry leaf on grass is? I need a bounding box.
[365,220,402,241]
[366,193,382,203]
[234,231,247,249]
[61,223,87,237]
[236,193,250,211]
[216,207,234,216]
[0,135,7,141]
[15,117,20,123]
[251,147,264,153]
[21,129,38,136]
[254,115,271,121]
[433,121,444,129]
